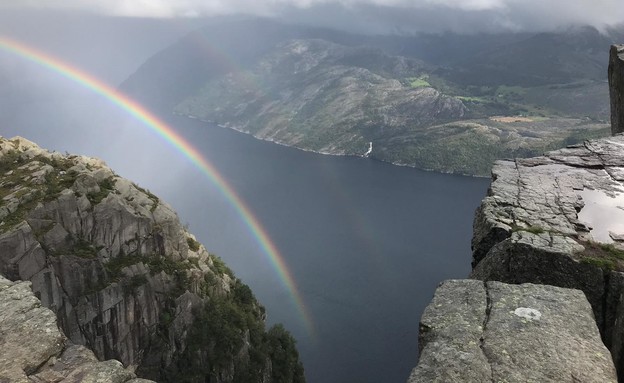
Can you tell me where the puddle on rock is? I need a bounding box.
[578,189,624,243]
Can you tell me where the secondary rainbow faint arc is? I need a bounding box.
[0,36,314,336]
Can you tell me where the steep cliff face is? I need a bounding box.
[0,275,155,383]
[0,136,304,382]
[610,45,624,135]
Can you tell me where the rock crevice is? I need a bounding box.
[478,282,494,383]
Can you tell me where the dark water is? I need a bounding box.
[155,116,490,383]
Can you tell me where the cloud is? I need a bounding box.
[0,0,622,33]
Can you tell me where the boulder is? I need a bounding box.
[408,280,617,383]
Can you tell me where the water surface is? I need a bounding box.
[157,116,490,383]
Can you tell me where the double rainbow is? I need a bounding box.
[0,36,313,335]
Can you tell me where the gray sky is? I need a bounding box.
[1,0,623,34]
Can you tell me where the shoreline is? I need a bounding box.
[173,112,489,179]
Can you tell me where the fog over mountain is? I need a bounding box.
[1,0,624,380]
[1,0,623,35]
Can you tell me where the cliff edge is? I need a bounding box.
[0,136,304,382]
[408,280,616,382]
[409,44,624,381]
[469,133,624,379]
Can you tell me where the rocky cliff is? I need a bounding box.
[0,275,155,383]
[409,148,624,381]
[610,45,624,134]
[0,136,304,382]
[469,134,624,378]
[409,44,624,381]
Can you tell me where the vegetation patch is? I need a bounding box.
[187,237,201,252]
[0,191,43,232]
[44,170,79,201]
[104,253,146,281]
[511,225,545,235]
[104,252,193,282]
[210,254,234,277]
[148,255,192,276]
[161,278,304,383]
[32,154,75,172]
[406,75,430,88]
[0,150,24,174]
[87,177,117,205]
[122,274,149,295]
[70,238,99,259]
[577,240,624,271]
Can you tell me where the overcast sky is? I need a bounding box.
[1,0,623,34]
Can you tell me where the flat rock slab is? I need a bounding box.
[472,134,624,267]
[408,280,617,383]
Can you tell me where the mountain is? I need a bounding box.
[174,39,465,157]
[122,19,615,176]
[0,136,304,383]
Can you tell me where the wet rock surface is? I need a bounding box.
[470,134,624,378]
[408,280,617,383]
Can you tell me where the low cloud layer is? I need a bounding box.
[1,0,623,33]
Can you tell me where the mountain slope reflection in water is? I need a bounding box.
[155,116,490,383]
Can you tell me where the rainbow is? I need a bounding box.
[0,36,313,335]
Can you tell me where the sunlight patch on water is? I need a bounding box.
[578,189,624,243]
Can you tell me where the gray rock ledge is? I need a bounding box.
[408,279,617,383]
[470,134,624,378]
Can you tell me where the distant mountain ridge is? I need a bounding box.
[122,19,617,176]
[174,39,466,157]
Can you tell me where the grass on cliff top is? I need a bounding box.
[578,241,624,272]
